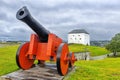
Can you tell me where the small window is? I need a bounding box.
[79,38,81,40]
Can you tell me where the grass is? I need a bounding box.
[0,43,115,80]
[0,44,20,76]
[69,44,110,56]
[64,57,120,80]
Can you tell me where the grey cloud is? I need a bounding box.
[26,0,120,12]
[0,0,120,41]
[48,22,120,41]
[0,12,8,21]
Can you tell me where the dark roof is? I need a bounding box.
[69,29,89,34]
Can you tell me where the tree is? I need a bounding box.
[106,33,120,56]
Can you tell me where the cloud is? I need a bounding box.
[0,0,120,41]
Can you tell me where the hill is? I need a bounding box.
[0,43,110,76]
[64,57,120,80]
[69,44,110,56]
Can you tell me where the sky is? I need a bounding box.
[0,0,120,41]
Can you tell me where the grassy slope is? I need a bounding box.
[65,58,120,80]
[0,43,112,78]
[0,44,19,76]
[69,44,110,56]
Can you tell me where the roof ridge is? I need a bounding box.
[69,29,89,34]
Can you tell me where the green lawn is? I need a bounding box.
[69,44,110,56]
[0,44,19,76]
[0,43,117,80]
[64,57,120,80]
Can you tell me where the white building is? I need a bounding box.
[68,29,90,45]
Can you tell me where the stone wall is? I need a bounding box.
[75,52,90,60]
[75,52,109,60]
[90,54,107,60]
[107,52,120,57]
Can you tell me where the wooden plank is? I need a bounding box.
[0,64,65,80]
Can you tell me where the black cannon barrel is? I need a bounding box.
[16,6,50,42]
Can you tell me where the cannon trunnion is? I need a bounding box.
[16,6,76,76]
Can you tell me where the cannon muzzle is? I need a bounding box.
[16,6,50,42]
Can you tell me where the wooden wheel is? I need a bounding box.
[56,43,69,76]
[16,42,35,70]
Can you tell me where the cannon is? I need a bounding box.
[16,6,76,76]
